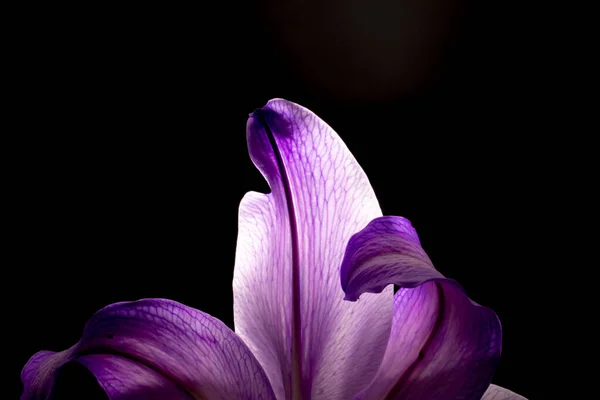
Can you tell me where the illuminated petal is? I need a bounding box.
[481,384,527,400]
[234,99,393,399]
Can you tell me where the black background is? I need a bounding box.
[10,1,560,399]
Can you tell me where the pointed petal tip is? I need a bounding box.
[343,293,357,302]
[263,97,292,108]
[20,346,79,400]
[249,98,294,117]
[482,384,528,400]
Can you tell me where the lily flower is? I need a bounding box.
[21,99,526,400]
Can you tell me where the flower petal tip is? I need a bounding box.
[343,293,359,302]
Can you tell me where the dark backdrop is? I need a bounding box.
[10,1,553,399]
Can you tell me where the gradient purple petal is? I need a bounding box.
[78,354,191,400]
[233,99,393,399]
[341,216,502,400]
[481,384,528,400]
[21,298,276,400]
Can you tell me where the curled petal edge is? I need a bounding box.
[21,298,276,400]
[341,216,504,400]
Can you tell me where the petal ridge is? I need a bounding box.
[234,99,393,400]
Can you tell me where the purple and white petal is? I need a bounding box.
[21,299,276,400]
[341,216,502,400]
[481,384,528,400]
[233,99,393,399]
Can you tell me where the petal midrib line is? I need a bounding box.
[383,282,445,400]
[254,110,305,400]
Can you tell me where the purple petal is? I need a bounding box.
[77,354,191,400]
[233,99,393,399]
[481,384,527,400]
[341,216,502,400]
[340,215,442,299]
[21,299,276,400]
